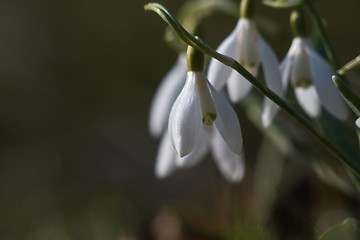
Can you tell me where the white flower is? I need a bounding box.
[207,18,284,127]
[280,38,347,119]
[148,53,188,138]
[168,71,243,157]
[148,54,245,183]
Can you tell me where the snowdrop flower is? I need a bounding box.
[280,10,347,119]
[207,0,283,127]
[169,45,243,157]
[148,53,188,138]
[356,118,360,129]
[149,47,245,183]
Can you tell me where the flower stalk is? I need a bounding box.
[302,0,340,69]
[144,2,360,177]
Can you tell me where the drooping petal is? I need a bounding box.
[149,54,187,138]
[154,131,177,179]
[307,45,348,120]
[227,69,253,103]
[207,19,242,90]
[294,86,321,117]
[176,131,210,168]
[195,72,217,131]
[290,39,313,89]
[280,38,301,89]
[279,55,293,90]
[258,34,284,127]
[258,34,283,97]
[356,117,360,128]
[208,82,243,154]
[210,128,245,183]
[237,19,261,76]
[168,72,203,157]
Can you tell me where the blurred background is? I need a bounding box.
[0,0,359,239]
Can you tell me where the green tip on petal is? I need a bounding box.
[187,45,204,72]
[290,9,308,37]
[294,77,313,88]
[203,112,217,131]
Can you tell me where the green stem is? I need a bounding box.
[302,0,341,69]
[338,55,360,75]
[144,3,360,177]
[165,0,239,53]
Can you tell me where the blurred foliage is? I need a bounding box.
[319,218,360,240]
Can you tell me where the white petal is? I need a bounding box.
[195,72,217,131]
[168,72,203,157]
[258,34,283,127]
[258,34,283,97]
[280,39,301,90]
[279,55,292,90]
[149,54,188,138]
[356,118,360,128]
[294,86,321,117]
[308,46,348,120]
[154,132,177,179]
[290,39,312,89]
[210,128,245,183]
[237,19,261,75]
[227,69,253,103]
[207,19,242,90]
[208,82,243,154]
[280,38,305,91]
[176,131,210,168]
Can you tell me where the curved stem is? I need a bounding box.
[302,0,341,69]
[338,55,360,75]
[165,0,239,53]
[144,3,360,177]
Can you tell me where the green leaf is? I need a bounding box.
[312,161,357,196]
[332,75,360,117]
[263,0,312,8]
[319,218,360,240]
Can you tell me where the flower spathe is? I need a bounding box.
[280,38,347,119]
[207,18,284,127]
[168,71,243,157]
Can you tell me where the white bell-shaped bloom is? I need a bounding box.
[207,18,283,127]
[169,71,243,157]
[150,47,244,183]
[150,65,244,182]
[280,38,347,119]
[148,53,188,138]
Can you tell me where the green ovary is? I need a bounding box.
[203,112,217,129]
[295,77,313,88]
